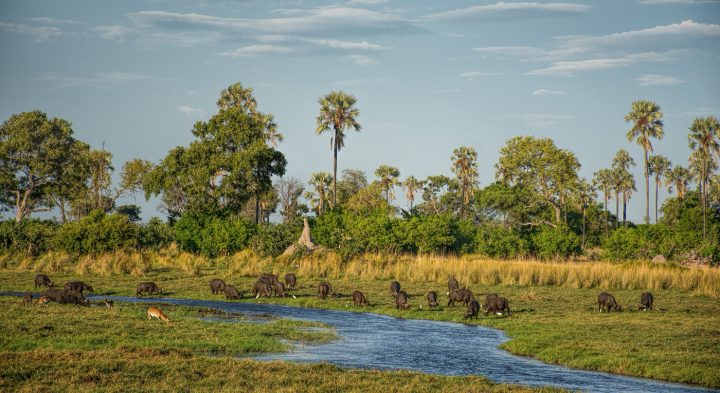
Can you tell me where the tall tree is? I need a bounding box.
[688,116,720,239]
[625,100,664,224]
[336,169,368,205]
[315,91,361,208]
[308,172,333,216]
[612,149,636,227]
[402,176,423,211]
[375,165,400,204]
[276,177,305,223]
[648,155,672,223]
[666,166,693,200]
[421,175,451,215]
[217,82,257,113]
[451,146,479,217]
[45,141,91,222]
[0,110,84,222]
[571,179,596,250]
[593,169,614,237]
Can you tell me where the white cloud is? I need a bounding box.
[27,17,82,25]
[640,0,720,4]
[37,72,168,88]
[424,2,590,21]
[0,22,63,41]
[91,25,138,42]
[346,0,389,5]
[461,71,502,80]
[347,54,376,65]
[220,45,298,57]
[531,89,568,96]
[526,52,676,76]
[636,74,685,86]
[436,88,461,94]
[307,38,389,50]
[178,105,207,117]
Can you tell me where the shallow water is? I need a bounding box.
[4,292,717,393]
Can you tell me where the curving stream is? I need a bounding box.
[68,295,716,393]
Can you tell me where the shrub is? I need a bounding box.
[475,225,530,259]
[250,223,297,258]
[173,214,255,258]
[137,218,174,251]
[2,220,58,256]
[54,211,138,254]
[533,226,581,260]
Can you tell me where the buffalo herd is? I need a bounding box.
[23,273,656,321]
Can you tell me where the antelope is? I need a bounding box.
[147,306,170,322]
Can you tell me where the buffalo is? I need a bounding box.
[598,292,622,312]
[274,281,287,298]
[284,273,297,289]
[447,289,474,307]
[43,288,88,306]
[224,285,242,300]
[427,291,439,308]
[136,282,162,296]
[259,273,279,285]
[352,290,369,307]
[252,281,272,298]
[64,281,93,294]
[465,300,480,319]
[447,277,459,295]
[483,296,510,316]
[390,281,401,297]
[395,291,410,309]
[34,274,53,288]
[317,282,333,299]
[209,279,226,294]
[639,292,654,311]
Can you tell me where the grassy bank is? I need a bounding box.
[2,252,720,387]
[0,298,560,393]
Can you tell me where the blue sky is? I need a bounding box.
[1,0,719,222]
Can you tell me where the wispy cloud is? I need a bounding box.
[37,72,170,88]
[531,89,568,96]
[27,17,83,26]
[220,45,298,57]
[461,71,502,80]
[636,74,684,86]
[526,52,676,76]
[346,0,389,5]
[424,2,590,22]
[0,22,63,41]
[502,113,573,127]
[178,105,207,117]
[347,54,376,65]
[91,25,138,42]
[640,0,720,4]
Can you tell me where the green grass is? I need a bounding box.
[1,268,719,387]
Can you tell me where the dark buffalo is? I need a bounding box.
[284,273,297,289]
[42,288,88,306]
[34,274,53,288]
[64,281,93,294]
[427,291,439,308]
[598,292,622,312]
[639,292,654,311]
[209,279,226,294]
[352,290,369,307]
[317,282,333,299]
[224,285,242,300]
[465,300,480,319]
[390,281,401,297]
[483,296,510,316]
[136,282,162,296]
[274,281,287,298]
[252,281,272,298]
[259,273,279,285]
[447,277,459,294]
[395,291,410,310]
[447,289,474,307]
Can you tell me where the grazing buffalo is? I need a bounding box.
[465,300,480,320]
[483,296,510,316]
[224,285,242,300]
[136,282,162,296]
[598,292,622,312]
[259,273,279,285]
[284,273,297,289]
[317,282,333,299]
[352,290,369,307]
[43,288,88,306]
[64,281,93,294]
[427,291,439,308]
[639,292,654,311]
[447,289,474,307]
[447,277,459,295]
[34,274,53,288]
[390,281,401,297]
[22,293,33,306]
[209,279,226,294]
[252,281,272,298]
[395,291,411,309]
[274,281,287,298]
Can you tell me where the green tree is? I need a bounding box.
[688,116,720,239]
[374,165,400,204]
[336,169,367,206]
[316,91,361,208]
[276,177,305,223]
[45,141,91,223]
[420,175,451,215]
[648,155,672,223]
[496,136,580,225]
[0,110,85,222]
[667,165,693,200]
[402,176,423,211]
[451,146,479,217]
[625,100,664,224]
[593,168,614,237]
[612,149,636,227]
[571,178,596,249]
[308,172,333,216]
[217,82,257,113]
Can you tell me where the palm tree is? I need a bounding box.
[572,179,596,249]
[375,165,400,204]
[618,169,636,227]
[666,166,693,200]
[308,172,333,216]
[451,146,479,217]
[688,116,720,239]
[316,91,361,208]
[259,113,283,147]
[625,100,664,224]
[402,176,423,211]
[648,155,672,223]
[593,169,614,237]
[217,82,257,113]
[612,149,635,172]
[612,150,635,228]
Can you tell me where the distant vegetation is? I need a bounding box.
[1,81,719,264]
